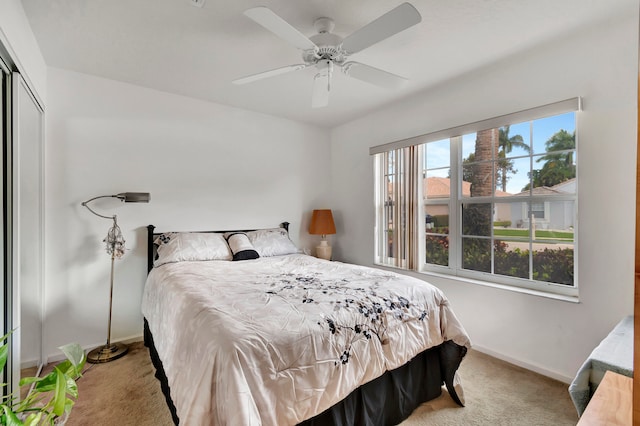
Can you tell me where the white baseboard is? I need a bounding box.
[20,358,40,370]
[45,334,144,365]
[471,344,574,384]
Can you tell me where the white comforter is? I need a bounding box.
[141,254,470,426]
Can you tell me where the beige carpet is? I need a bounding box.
[62,341,578,426]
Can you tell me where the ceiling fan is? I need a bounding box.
[233,3,422,108]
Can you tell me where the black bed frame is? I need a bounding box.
[143,223,467,425]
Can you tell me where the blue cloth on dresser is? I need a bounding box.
[568,315,633,416]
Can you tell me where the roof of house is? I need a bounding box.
[513,177,576,196]
[424,177,511,198]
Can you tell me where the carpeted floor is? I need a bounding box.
[62,341,578,425]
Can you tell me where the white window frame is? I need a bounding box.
[372,98,580,298]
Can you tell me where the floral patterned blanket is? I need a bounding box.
[141,254,470,426]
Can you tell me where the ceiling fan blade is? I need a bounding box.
[342,61,408,89]
[233,64,308,85]
[312,72,330,108]
[244,7,318,51]
[340,3,421,55]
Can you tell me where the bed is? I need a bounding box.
[142,223,471,425]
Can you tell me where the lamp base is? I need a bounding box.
[316,240,332,260]
[87,342,128,364]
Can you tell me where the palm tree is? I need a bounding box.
[539,129,575,165]
[497,125,529,192]
[471,128,498,197]
[461,128,498,273]
[522,129,575,191]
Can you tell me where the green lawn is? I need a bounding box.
[493,228,574,241]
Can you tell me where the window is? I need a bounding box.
[373,99,579,297]
[375,147,418,269]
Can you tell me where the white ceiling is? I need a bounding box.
[20,0,637,128]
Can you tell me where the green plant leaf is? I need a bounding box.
[19,375,45,387]
[58,343,86,378]
[1,341,83,425]
[53,360,73,378]
[1,404,23,425]
[64,398,75,416]
[0,330,16,375]
[22,412,41,426]
[51,366,67,417]
[32,372,57,393]
[64,376,78,399]
[0,343,8,375]
[15,391,46,413]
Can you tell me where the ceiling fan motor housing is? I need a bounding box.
[303,17,345,64]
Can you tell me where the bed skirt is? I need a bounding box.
[143,318,466,425]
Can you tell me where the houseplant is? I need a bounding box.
[0,332,86,425]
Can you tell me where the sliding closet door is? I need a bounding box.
[0,61,6,387]
[12,73,44,390]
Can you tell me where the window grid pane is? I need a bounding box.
[375,107,577,294]
[423,139,451,267]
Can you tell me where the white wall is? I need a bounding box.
[330,14,638,382]
[0,0,46,103]
[14,0,638,382]
[44,67,331,358]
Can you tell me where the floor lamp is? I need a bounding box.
[81,192,150,363]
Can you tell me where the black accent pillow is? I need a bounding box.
[224,232,260,261]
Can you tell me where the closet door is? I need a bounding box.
[0,61,6,386]
[12,73,44,392]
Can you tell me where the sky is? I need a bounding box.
[425,112,576,194]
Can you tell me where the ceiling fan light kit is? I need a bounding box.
[233,3,422,108]
[312,59,333,108]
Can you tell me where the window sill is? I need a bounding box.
[373,262,580,304]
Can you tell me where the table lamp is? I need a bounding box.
[309,209,336,260]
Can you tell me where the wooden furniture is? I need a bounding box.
[577,370,632,426]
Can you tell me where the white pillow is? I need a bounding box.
[246,228,299,257]
[154,232,232,266]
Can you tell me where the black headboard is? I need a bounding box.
[146,222,290,274]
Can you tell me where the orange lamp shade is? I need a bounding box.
[309,209,336,235]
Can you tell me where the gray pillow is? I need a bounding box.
[153,232,232,266]
[246,228,299,257]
